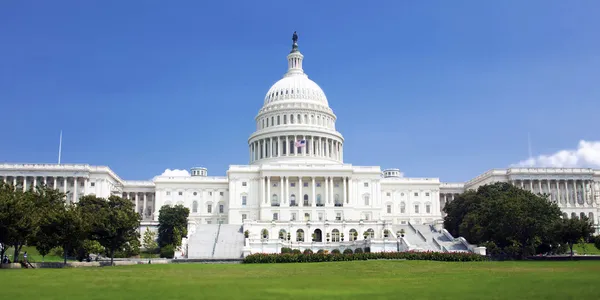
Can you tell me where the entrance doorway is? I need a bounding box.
[313,229,322,242]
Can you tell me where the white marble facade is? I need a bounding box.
[1,36,599,238]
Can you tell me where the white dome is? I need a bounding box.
[264,74,328,106]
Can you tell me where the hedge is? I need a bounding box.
[243,251,487,264]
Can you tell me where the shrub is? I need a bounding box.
[317,249,324,254]
[343,249,353,255]
[302,249,313,255]
[160,245,175,258]
[292,249,302,255]
[242,251,488,264]
[354,248,363,254]
[281,247,292,254]
[331,249,341,254]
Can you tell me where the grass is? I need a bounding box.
[1,260,600,299]
[573,243,600,255]
[3,246,66,262]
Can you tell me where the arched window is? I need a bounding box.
[289,194,295,206]
[296,229,304,242]
[331,229,340,242]
[303,194,309,206]
[272,194,279,206]
[279,229,287,240]
[334,194,341,206]
[366,228,375,239]
[571,212,577,219]
[562,213,568,219]
[316,194,323,206]
[589,212,595,223]
[580,212,586,219]
[349,229,358,241]
[192,201,198,213]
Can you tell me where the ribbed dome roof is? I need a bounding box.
[263,74,328,106]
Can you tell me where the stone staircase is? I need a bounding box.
[212,225,245,259]
[186,224,220,259]
[411,224,469,252]
[392,223,469,253]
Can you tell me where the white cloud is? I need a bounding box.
[512,140,600,168]
[159,169,191,177]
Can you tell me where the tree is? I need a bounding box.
[32,187,68,262]
[444,182,563,259]
[555,216,594,256]
[79,195,140,265]
[157,205,189,248]
[54,203,89,264]
[142,228,158,253]
[594,235,600,252]
[1,185,42,262]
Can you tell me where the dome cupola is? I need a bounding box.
[248,32,345,165]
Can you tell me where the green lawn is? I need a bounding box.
[3,246,66,262]
[573,243,600,255]
[1,260,599,299]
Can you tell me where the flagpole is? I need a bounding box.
[58,130,62,164]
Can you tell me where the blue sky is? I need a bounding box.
[1,0,599,182]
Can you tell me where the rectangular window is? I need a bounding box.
[290,183,295,187]
[242,196,247,206]
[303,182,308,187]
[291,213,296,221]
[426,205,431,214]
[304,213,310,221]
[318,213,323,221]
[364,182,369,187]
[316,182,321,187]
[365,213,370,221]
[242,182,247,187]
[207,220,212,224]
[277,116,280,125]
[209,192,212,196]
[178,191,183,196]
[414,192,418,197]
[220,192,224,196]
[207,205,212,213]
[219,204,224,213]
[401,206,405,214]
[273,183,278,187]
[273,213,278,221]
[166,191,170,196]
[242,214,247,221]
[415,205,419,214]
[425,192,430,197]
[387,205,392,214]
[90,182,95,187]
[336,213,342,221]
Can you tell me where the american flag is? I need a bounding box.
[295,140,306,147]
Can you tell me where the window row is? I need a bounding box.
[269,211,344,222]
[165,191,226,197]
[386,202,432,214]
[385,191,431,197]
[257,112,335,130]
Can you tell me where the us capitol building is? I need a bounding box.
[1,34,599,258]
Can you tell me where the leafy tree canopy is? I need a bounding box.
[157,205,189,248]
[443,182,563,258]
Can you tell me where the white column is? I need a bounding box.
[583,180,588,204]
[538,180,542,194]
[529,180,533,192]
[249,144,252,163]
[312,177,316,207]
[325,139,329,158]
[143,192,148,219]
[343,176,347,205]
[299,176,303,206]
[13,177,17,187]
[557,180,561,203]
[73,177,78,202]
[325,177,329,206]
[33,177,37,190]
[285,136,289,156]
[52,177,56,190]
[294,135,298,156]
[63,177,68,202]
[135,192,139,213]
[267,176,271,205]
[284,176,288,204]
[330,177,334,206]
[281,176,285,205]
[22,176,26,192]
[261,177,265,204]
